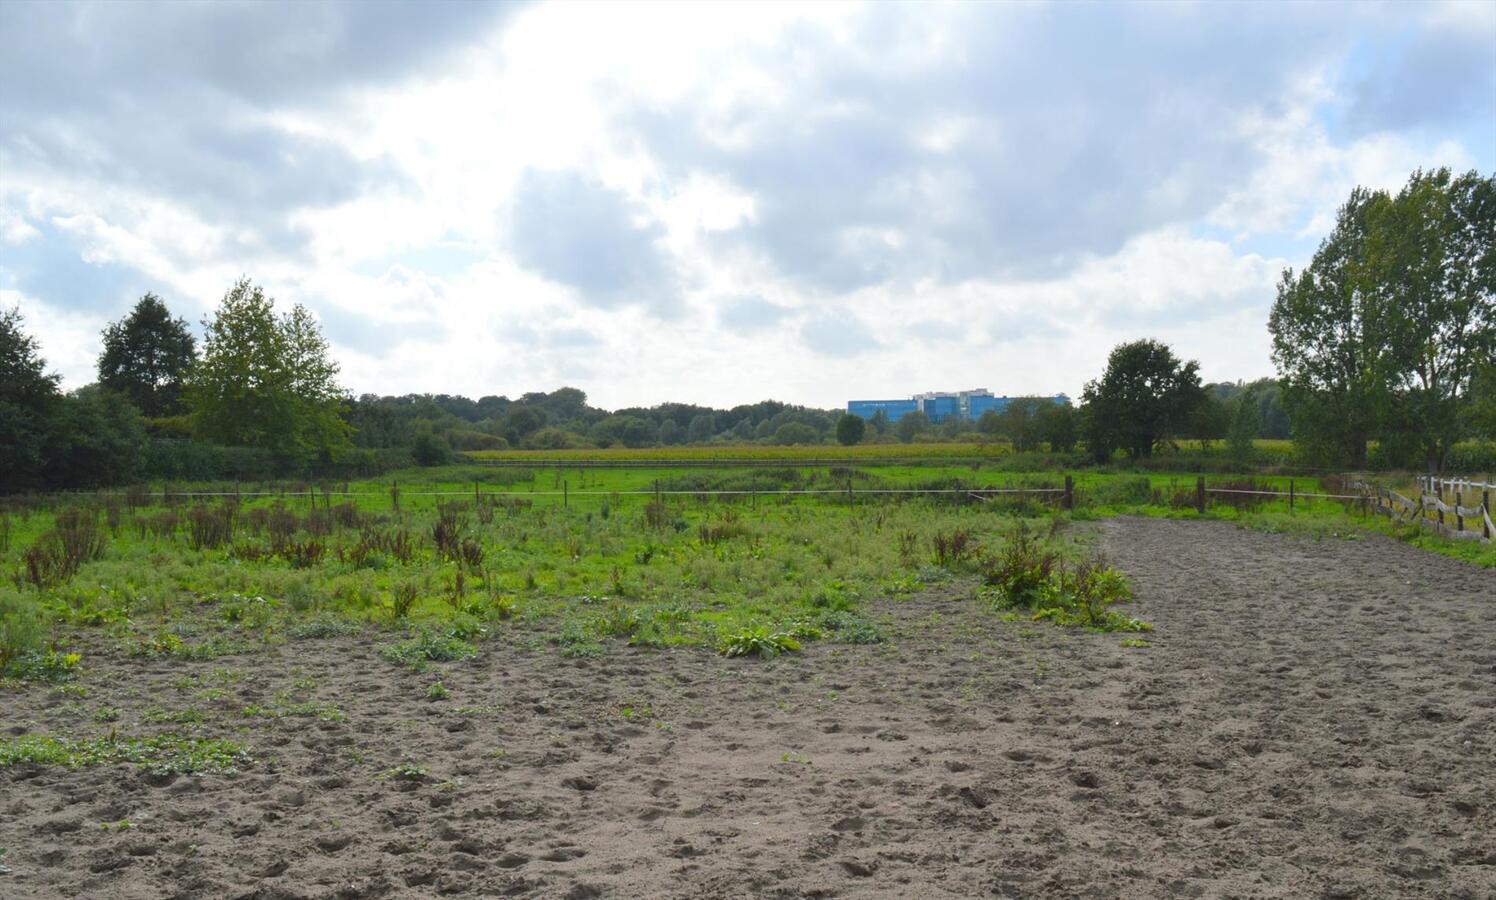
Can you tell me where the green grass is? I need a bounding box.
[0,733,251,775]
[0,455,1488,685]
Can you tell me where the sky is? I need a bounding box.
[1,0,1493,411]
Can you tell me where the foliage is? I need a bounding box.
[44,386,149,488]
[186,278,351,465]
[0,306,62,493]
[720,627,801,659]
[97,294,197,417]
[0,733,251,775]
[381,631,478,667]
[982,530,1147,632]
[1227,385,1262,461]
[835,413,866,446]
[895,411,931,443]
[1082,339,1205,461]
[1271,169,1495,471]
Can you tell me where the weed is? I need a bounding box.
[720,627,801,659]
[390,581,420,621]
[931,528,978,567]
[0,733,251,775]
[381,632,478,667]
[290,617,359,639]
[427,682,450,700]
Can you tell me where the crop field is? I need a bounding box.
[1,461,1493,897]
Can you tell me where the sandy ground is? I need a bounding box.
[2,517,1494,899]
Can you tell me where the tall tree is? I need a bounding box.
[1271,170,1495,471]
[186,279,349,464]
[1373,169,1496,472]
[1035,401,1077,453]
[1227,385,1261,461]
[1081,339,1204,460]
[0,306,62,492]
[97,294,197,417]
[1269,188,1391,468]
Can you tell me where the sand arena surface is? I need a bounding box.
[3,517,1493,898]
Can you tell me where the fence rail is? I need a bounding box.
[1350,477,1493,544]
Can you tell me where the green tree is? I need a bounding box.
[97,294,197,417]
[591,415,656,448]
[658,419,683,445]
[1269,188,1391,469]
[409,426,452,466]
[45,386,149,487]
[1035,401,1077,452]
[1466,362,1496,441]
[999,398,1047,451]
[774,422,819,445]
[1192,395,1230,449]
[1372,169,1496,472]
[835,413,866,446]
[895,410,930,443]
[0,306,62,492]
[186,279,350,465]
[1271,170,1496,471]
[1081,339,1204,461]
[867,408,890,436]
[976,409,1002,436]
[1227,385,1261,461]
[688,413,715,444]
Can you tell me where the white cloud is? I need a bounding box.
[1,0,1490,410]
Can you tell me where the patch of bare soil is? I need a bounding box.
[2,518,1493,898]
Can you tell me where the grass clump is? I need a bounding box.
[720,627,801,659]
[0,733,252,775]
[381,631,478,668]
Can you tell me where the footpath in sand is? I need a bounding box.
[2,517,1493,898]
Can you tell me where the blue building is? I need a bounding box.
[848,389,1068,424]
[846,399,919,423]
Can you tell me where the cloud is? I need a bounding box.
[0,0,1489,410]
[508,170,678,311]
[800,309,880,357]
[717,296,791,333]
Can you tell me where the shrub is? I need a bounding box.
[980,521,1059,608]
[390,580,422,621]
[187,505,235,550]
[931,528,978,567]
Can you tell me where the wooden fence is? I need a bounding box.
[1350,476,1494,543]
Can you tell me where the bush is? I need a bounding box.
[980,521,1059,608]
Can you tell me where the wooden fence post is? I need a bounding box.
[1195,476,1205,514]
[1436,479,1445,529]
[1455,487,1464,534]
[1063,475,1074,511]
[563,480,568,509]
[1289,479,1295,512]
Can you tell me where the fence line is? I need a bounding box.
[1350,477,1493,544]
[14,475,1490,544]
